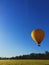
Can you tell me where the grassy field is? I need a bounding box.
[0,60,49,65]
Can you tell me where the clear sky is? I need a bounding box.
[0,0,49,57]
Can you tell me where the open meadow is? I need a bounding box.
[0,60,49,65]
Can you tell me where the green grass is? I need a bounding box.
[0,60,49,65]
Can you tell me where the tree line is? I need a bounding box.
[0,51,49,60]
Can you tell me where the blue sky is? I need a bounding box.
[0,0,49,57]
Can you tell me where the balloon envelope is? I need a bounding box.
[31,29,45,46]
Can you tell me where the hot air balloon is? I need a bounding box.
[31,29,45,46]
